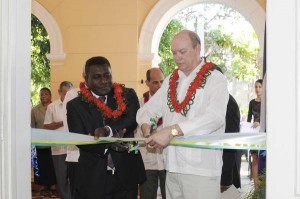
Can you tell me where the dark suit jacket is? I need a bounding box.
[221,94,242,188]
[67,87,146,198]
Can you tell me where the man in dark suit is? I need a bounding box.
[67,56,146,199]
[221,94,242,192]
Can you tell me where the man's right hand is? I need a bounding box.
[94,127,109,140]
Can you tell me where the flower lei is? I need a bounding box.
[167,62,216,116]
[79,82,127,119]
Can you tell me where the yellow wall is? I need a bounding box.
[36,0,158,99]
[35,0,266,100]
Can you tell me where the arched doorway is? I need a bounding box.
[1,0,300,198]
[138,0,265,68]
[31,0,66,66]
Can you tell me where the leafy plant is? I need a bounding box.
[243,170,266,199]
[205,28,260,82]
[31,14,50,106]
[158,4,260,82]
[158,19,185,76]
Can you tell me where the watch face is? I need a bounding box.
[171,129,178,136]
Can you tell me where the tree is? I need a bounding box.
[31,14,50,106]
[158,4,260,81]
[157,4,261,115]
[205,29,260,81]
[158,19,185,76]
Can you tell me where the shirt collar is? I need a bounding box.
[178,60,205,79]
[91,91,107,98]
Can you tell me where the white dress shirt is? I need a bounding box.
[136,62,229,176]
[44,98,67,155]
[62,88,80,162]
[135,93,165,170]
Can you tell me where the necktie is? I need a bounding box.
[107,153,114,170]
[99,96,115,170]
[98,95,106,102]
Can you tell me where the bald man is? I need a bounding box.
[137,30,229,198]
[136,68,166,199]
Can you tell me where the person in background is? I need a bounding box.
[62,69,86,199]
[247,79,263,186]
[258,74,267,176]
[44,81,73,199]
[137,30,229,198]
[31,87,57,197]
[221,94,241,193]
[136,68,166,199]
[62,87,80,199]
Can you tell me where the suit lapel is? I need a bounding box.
[81,98,105,130]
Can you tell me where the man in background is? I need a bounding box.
[136,68,166,199]
[44,81,73,199]
[62,87,80,199]
[221,94,242,193]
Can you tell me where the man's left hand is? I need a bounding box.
[110,128,129,152]
[252,122,260,128]
[145,126,174,148]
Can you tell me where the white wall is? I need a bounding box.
[1,0,300,198]
[267,0,300,198]
[0,0,31,198]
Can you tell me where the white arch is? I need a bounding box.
[31,0,66,65]
[138,0,265,65]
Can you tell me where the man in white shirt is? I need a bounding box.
[136,68,166,199]
[62,87,80,199]
[136,30,229,198]
[44,81,73,199]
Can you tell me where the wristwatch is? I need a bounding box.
[171,126,179,137]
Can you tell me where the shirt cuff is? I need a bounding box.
[105,125,113,137]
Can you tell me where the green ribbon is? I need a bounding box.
[31,128,266,150]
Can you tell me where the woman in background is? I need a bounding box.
[31,88,57,197]
[247,79,263,187]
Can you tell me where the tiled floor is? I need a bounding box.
[31,189,60,199]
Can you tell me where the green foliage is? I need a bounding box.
[205,29,260,81]
[231,56,259,81]
[243,170,266,199]
[240,105,249,116]
[158,20,185,76]
[158,4,260,82]
[31,14,50,106]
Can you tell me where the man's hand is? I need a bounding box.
[221,185,231,193]
[146,124,183,148]
[141,123,151,137]
[110,128,129,152]
[112,128,126,138]
[252,122,260,128]
[43,121,63,130]
[94,127,109,140]
[145,126,174,148]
